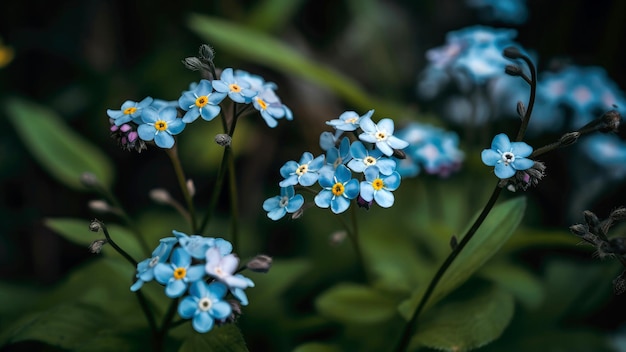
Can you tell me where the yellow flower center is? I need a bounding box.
[372,178,384,191]
[346,117,358,124]
[296,164,308,176]
[375,131,387,141]
[123,107,137,115]
[155,120,168,131]
[229,83,242,93]
[173,267,187,280]
[195,96,208,108]
[256,97,268,110]
[332,183,345,196]
[363,156,377,166]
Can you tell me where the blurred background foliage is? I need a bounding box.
[1,0,626,351]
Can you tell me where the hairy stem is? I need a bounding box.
[166,145,197,233]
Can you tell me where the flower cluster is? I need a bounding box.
[131,230,256,333]
[263,110,408,219]
[465,0,529,25]
[107,67,292,151]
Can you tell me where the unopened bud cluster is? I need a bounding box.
[570,207,626,262]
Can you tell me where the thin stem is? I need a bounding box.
[515,54,537,142]
[100,222,138,267]
[393,183,502,352]
[198,145,230,234]
[227,147,240,250]
[165,145,197,233]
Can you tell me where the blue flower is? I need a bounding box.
[178,281,232,333]
[154,247,205,298]
[263,185,304,220]
[130,237,178,292]
[466,0,529,25]
[319,130,344,151]
[279,152,326,187]
[481,133,534,179]
[321,136,352,173]
[314,165,359,214]
[173,230,232,258]
[178,79,226,123]
[326,109,374,132]
[212,68,257,103]
[235,70,293,127]
[358,116,409,156]
[347,141,396,175]
[205,247,255,305]
[107,97,153,126]
[580,134,626,180]
[359,166,401,208]
[137,106,186,149]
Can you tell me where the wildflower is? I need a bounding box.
[359,166,401,208]
[579,134,626,180]
[314,165,359,214]
[326,110,374,132]
[154,247,205,298]
[481,133,533,179]
[279,152,325,187]
[321,136,352,173]
[359,116,409,157]
[173,230,232,259]
[263,185,304,220]
[178,281,232,333]
[109,120,147,152]
[466,0,529,25]
[178,79,226,123]
[212,68,257,103]
[137,106,186,149]
[205,247,255,305]
[235,70,293,127]
[319,130,344,151]
[130,237,178,292]
[107,97,154,126]
[347,141,396,175]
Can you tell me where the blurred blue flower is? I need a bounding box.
[154,247,205,298]
[321,136,352,173]
[580,134,626,180]
[359,116,409,156]
[137,106,185,149]
[326,109,374,132]
[347,141,396,175]
[279,152,325,187]
[173,230,232,258]
[205,247,255,305]
[263,185,304,220]
[212,68,257,103]
[481,133,534,179]
[466,0,528,25]
[130,237,178,292]
[178,79,226,123]
[178,281,232,333]
[107,97,153,126]
[314,165,359,214]
[359,166,401,208]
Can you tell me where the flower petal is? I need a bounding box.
[481,149,501,166]
[374,189,395,208]
[178,296,198,319]
[510,141,533,157]
[192,311,214,333]
[314,190,333,208]
[154,132,175,149]
[491,133,512,152]
[511,157,534,171]
[494,162,515,179]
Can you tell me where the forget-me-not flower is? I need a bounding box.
[359,116,409,156]
[107,97,153,126]
[347,141,396,175]
[130,237,178,292]
[359,166,401,208]
[173,230,232,258]
[279,152,325,187]
[178,281,232,333]
[137,106,185,149]
[178,79,226,123]
[321,136,352,173]
[205,247,255,305]
[326,109,374,132]
[235,70,293,127]
[319,130,344,151]
[154,247,205,298]
[212,68,257,103]
[481,133,534,179]
[314,165,359,214]
[263,185,304,220]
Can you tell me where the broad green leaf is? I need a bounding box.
[0,283,41,320]
[482,329,614,352]
[178,324,248,352]
[399,197,526,319]
[4,97,114,190]
[246,0,307,32]
[478,262,544,309]
[293,343,343,352]
[187,14,412,119]
[315,283,397,324]
[409,285,515,352]
[44,218,144,260]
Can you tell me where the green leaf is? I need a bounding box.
[409,285,515,352]
[4,97,114,190]
[44,218,144,260]
[0,283,41,321]
[246,0,307,32]
[178,324,248,352]
[478,261,544,309]
[187,14,412,119]
[293,343,343,352]
[399,197,527,318]
[315,283,397,324]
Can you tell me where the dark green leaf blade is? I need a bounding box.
[178,324,248,352]
[4,97,114,190]
[315,283,397,324]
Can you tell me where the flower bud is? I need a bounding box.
[614,271,626,295]
[246,254,273,273]
[559,132,580,147]
[569,224,589,237]
[502,46,523,60]
[88,200,112,213]
[88,239,107,254]
[505,65,522,76]
[198,44,215,62]
[215,133,232,147]
[89,219,103,232]
[599,110,621,133]
[610,206,626,221]
[583,210,602,234]
[516,101,526,118]
[291,207,305,219]
[186,179,196,197]
[181,57,206,71]
[150,188,172,204]
[80,172,99,188]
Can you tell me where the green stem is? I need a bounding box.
[227,147,240,250]
[198,146,229,234]
[100,222,138,267]
[514,54,537,142]
[393,183,502,352]
[165,145,197,233]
